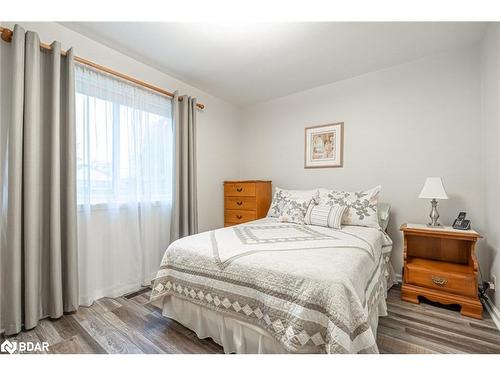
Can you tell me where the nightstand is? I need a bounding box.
[400,223,483,319]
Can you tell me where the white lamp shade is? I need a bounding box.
[418,177,448,199]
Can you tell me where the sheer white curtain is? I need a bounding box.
[75,64,173,305]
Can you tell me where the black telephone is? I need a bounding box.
[452,212,471,230]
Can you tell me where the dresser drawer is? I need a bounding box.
[406,262,477,298]
[224,209,257,224]
[224,182,256,197]
[224,196,257,211]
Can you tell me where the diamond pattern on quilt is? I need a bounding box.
[232,301,242,312]
[222,298,232,308]
[242,304,253,316]
[154,283,164,293]
[205,293,213,303]
[213,296,221,306]
[296,330,311,345]
[197,291,204,300]
[310,332,325,346]
[253,307,263,319]
[272,319,285,333]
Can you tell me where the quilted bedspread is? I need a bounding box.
[150,218,393,353]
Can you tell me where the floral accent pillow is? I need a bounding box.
[318,186,381,228]
[277,197,313,224]
[267,187,319,218]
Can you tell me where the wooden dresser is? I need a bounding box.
[224,180,272,227]
[401,223,483,319]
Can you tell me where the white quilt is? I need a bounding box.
[151,218,393,353]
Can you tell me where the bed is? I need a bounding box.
[150,217,394,354]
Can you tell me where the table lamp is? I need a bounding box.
[419,177,448,226]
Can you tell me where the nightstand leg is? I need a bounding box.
[460,301,483,320]
[401,286,420,304]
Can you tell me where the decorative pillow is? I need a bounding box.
[304,203,347,229]
[318,186,381,228]
[267,187,319,218]
[377,202,391,231]
[277,197,313,224]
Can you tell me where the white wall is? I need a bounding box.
[0,21,240,232]
[481,24,500,309]
[239,46,484,278]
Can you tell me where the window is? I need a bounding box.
[75,64,173,206]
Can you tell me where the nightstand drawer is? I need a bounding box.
[406,261,477,298]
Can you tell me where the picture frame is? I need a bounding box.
[304,122,344,168]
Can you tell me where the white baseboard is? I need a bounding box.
[484,298,500,331]
[394,273,402,284]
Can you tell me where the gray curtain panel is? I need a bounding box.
[170,92,198,241]
[1,25,78,335]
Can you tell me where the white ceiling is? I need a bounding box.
[62,22,487,106]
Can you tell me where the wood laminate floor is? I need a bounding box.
[1,286,499,354]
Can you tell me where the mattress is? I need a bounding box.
[151,218,394,353]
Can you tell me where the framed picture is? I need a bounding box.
[304,122,344,168]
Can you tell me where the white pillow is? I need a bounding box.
[318,186,381,228]
[277,197,314,224]
[377,202,391,231]
[304,203,347,229]
[267,187,319,218]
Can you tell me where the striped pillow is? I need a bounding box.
[304,203,346,229]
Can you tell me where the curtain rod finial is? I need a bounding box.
[1,28,13,42]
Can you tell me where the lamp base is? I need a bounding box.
[428,199,441,227]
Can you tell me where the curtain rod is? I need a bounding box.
[0,26,205,110]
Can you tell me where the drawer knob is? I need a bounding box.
[236,215,243,219]
[431,276,448,287]
[236,201,243,206]
[236,187,243,192]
